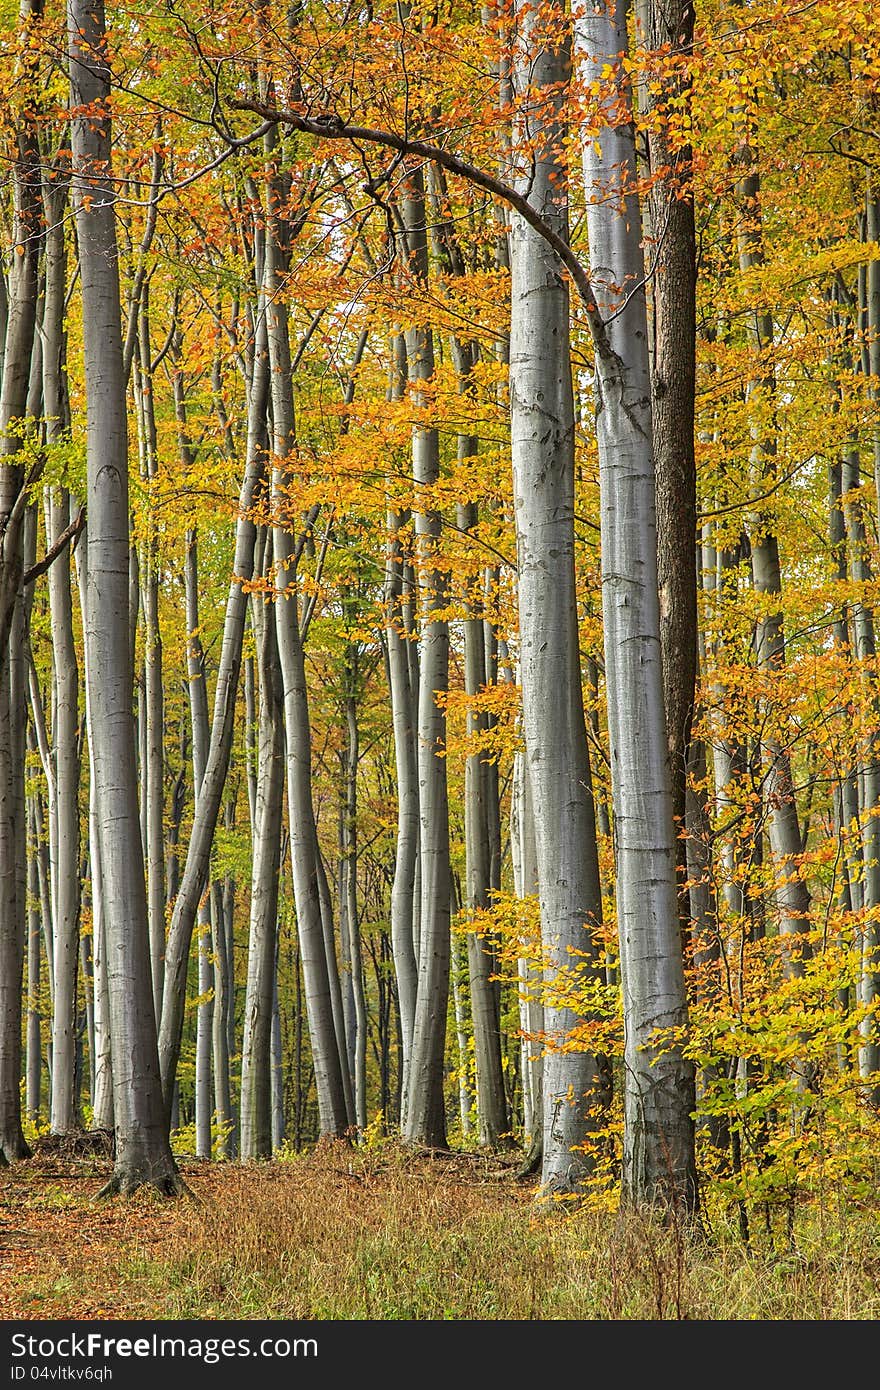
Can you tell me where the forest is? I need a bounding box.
[1,0,880,1323]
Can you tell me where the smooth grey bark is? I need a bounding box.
[245,655,257,834]
[338,819,355,1081]
[315,846,356,1127]
[210,877,234,1155]
[509,4,610,1194]
[240,583,284,1160]
[385,340,419,1119]
[157,301,267,1109]
[342,658,368,1130]
[576,0,697,1208]
[424,170,510,1147]
[30,783,55,1117]
[134,291,165,1022]
[222,798,238,1068]
[69,0,179,1192]
[400,170,451,1150]
[511,747,543,1160]
[458,495,509,1148]
[31,771,55,1013]
[41,157,82,1135]
[0,591,29,1162]
[75,528,113,1131]
[183,530,214,1159]
[271,968,284,1150]
[47,487,81,1135]
[265,200,351,1139]
[26,798,42,1123]
[274,541,351,1137]
[0,28,40,1161]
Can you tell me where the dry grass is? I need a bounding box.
[2,1142,880,1319]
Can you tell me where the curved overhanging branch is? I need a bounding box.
[228,97,615,361]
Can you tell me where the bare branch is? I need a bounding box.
[228,98,615,360]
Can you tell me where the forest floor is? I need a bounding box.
[2,1138,880,1319]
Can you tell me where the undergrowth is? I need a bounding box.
[2,1143,880,1319]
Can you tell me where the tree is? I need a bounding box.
[68,0,181,1194]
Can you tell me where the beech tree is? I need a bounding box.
[3,0,879,1237]
[68,0,180,1194]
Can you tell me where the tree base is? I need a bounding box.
[97,1167,193,1200]
[516,1136,543,1180]
[0,1133,32,1166]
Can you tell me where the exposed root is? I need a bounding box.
[96,1168,195,1201]
[516,1138,543,1181]
[0,1135,33,1165]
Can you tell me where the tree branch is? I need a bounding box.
[23,508,85,587]
[227,98,615,360]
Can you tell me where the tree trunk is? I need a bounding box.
[511,747,543,1164]
[636,0,698,915]
[736,147,811,980]
[342,663,368,1131]
[0,14,41,1162]
[265,220,352,1138]
[134,291,166,1021]
[41,159,82,1136]
[576,0,697,1209]
[510,1,610,1194]
[384,338,419,1118]
[26,798,42,1124]
[183,530,215,1159]
[69,0,179,1193]
[400,169,451,1151]
[240,581,284,1160]
[157,301,267,1110]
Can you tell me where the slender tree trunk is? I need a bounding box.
[271,967,285,1150]
[69,0,179,1192]
[240,584,284,1160]
[511,747,543,1164]
[451,911,473,1139]
[736,148,811,979]
[47,485,82,1136]
[510,1,610,1194]
[210,878,234,1156]
[459,504,509,1148]
[42,162,82,1135]
[26,799,42,1124]
[183,530,215,1160]
[74,532,113,1132]
[157,303,267,1109]
[840,389,880,1094]
[576,0,697,1209]
[134,291,166,1021]
[265,220,351,1139]
[851,222,880,1095]
[342,663,368,1131]
[636,0,698,916]
[0,12,41,1162]
[400,170,451,1150]
[384,335,419,1117]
